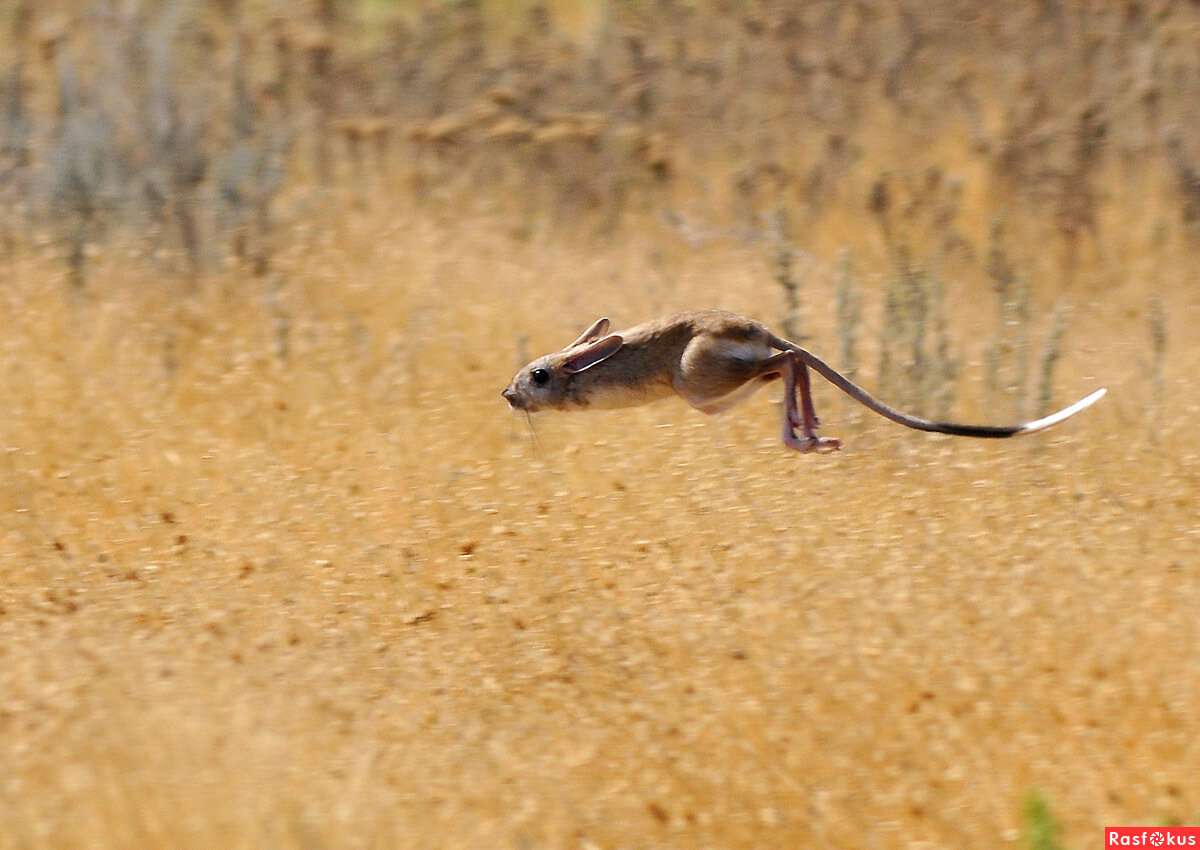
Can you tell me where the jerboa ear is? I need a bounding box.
[564,317,610,350]
[560,334,623,374]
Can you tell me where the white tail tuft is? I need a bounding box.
[1017,388,1107,434]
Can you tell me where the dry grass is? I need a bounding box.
[0,192,1197,849]
[2,1,1200,847]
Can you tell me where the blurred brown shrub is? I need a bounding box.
[2,0,1199,290]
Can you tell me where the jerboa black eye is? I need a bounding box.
[531,368,550,386]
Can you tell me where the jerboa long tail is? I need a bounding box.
[770,336,1106,438]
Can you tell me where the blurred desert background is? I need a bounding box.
[0,1,1197,848]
